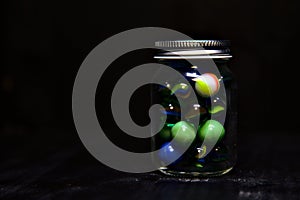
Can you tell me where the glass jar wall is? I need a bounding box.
[151,40,237,177]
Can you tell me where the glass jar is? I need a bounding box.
[151,40,237,177]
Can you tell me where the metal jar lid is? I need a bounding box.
[154,40,232,59]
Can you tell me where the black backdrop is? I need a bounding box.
[1,1,300,199]
[1,0,299,137]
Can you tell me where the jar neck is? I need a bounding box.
[154,49,232,60]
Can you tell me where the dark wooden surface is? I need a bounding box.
[0,131,300,200]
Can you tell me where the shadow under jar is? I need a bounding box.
[151,40,237,177]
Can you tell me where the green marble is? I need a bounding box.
[209,105,225,114]
[159,127,172,141]
[171,121,196,145]
[198,120,225,142]
[170,83,191,98]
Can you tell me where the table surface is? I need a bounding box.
[0,131,300,200]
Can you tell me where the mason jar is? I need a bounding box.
[151,40,237,177]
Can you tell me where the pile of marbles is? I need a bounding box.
[156,72,227,168]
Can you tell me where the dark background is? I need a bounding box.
[1,0,300,199]
[2,0,299,135]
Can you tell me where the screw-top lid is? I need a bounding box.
[155,40,230,49]
[154,40,231,59]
